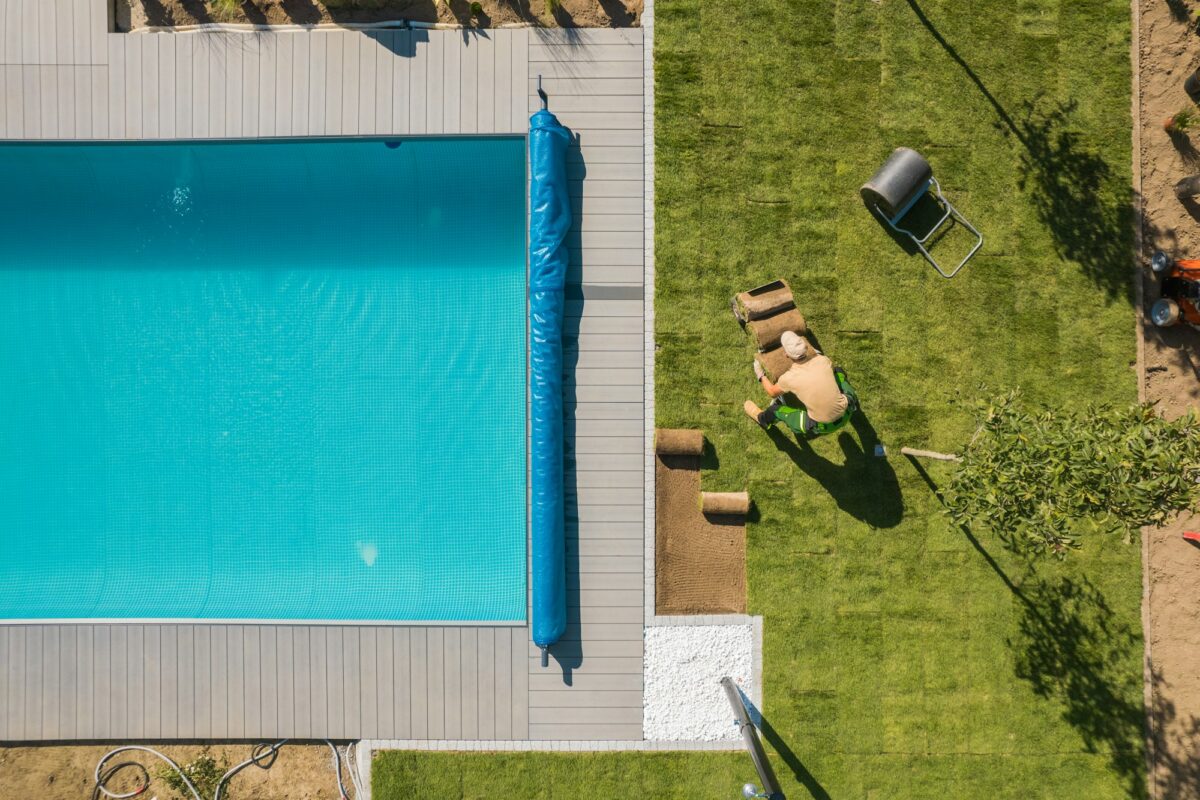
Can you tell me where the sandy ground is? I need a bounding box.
[1138,1,1200,796]
[118,0,641,30]
[0,742,356,799]
[654,442,747,616]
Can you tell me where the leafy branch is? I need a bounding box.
[943,392,1200,556]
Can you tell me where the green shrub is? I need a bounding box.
[155,749,229,800]
[945,392,1200,555]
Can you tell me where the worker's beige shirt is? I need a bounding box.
[776,354,849,424]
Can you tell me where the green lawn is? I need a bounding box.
[375,0,1142,797]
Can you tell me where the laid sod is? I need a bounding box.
[655,0,1140,796]
[375,0,1141,797]
[372,752,750,799]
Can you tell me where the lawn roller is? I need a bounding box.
[860,147,983,279]
[1149,251,1200,329]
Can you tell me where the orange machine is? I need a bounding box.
[1150,251,1200,329]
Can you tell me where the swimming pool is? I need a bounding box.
[0,137,528,622]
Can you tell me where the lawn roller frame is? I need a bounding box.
[860,147,984,279]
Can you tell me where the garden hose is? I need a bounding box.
[92,739,363,800]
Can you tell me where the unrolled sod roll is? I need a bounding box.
[700,491,751,516]
[655,428,705,456]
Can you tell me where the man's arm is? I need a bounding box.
[753,361,784,398]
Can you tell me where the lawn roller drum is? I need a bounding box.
[860,147,983,279]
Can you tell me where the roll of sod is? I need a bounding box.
[701,491,751,516]
[655,428,705,456]
[735,281,795,321]
[529,107,573,659]
[747,307,807,350]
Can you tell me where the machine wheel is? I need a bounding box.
[1151,298,1182,327]
[1151,250,1173,274]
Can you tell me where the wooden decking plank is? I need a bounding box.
[443,627,462,738]
[494,625,512,739]
[307,33,328,136]
[339,33,362,136]
[395,627,412,738]
[360,628,378,737]
[357,34,377,134]
[510,626,529,738]
[531,670,643,691]
[258,36,278,138]
[274,34,295,136]
[227,626,247,738]
[461,627,480,738]
[176,627,195,740]
[531,28,642,46]
[532,59,642,79]
[291,32,311,136]
[258,627,278,736]
[476,628,495,739]
[372,32,393,135]
[76,626,95,738]
[529,722,642,740]
[530,706,642,725]
[339,627,360,739]
[529,43,643,63]
[409,627,428,738]
[390,30,410,134]
[206,33,229,137]
[474,32,494,134]
[529,76,643,96]
[193,627,213,736]
[292,627,312,735]
[426,627,445,738]
[408,31,427,134]
[493,29,511,132]
[144,626,162,737]
[511,27,528,131]
[326,626,346,737]
[35,0,54,67]
[459,34,477,134]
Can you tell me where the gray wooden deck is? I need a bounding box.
[0,1,644,742]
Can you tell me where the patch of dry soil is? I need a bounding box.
[1138,1,1200,797]
[0,742,356,800]
[117,0,640,30]
[655,451,747,616]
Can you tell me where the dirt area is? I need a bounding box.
[1137,1,1200,796]
[0,742,356,799]
[654,438,747,616]
[117,0,641,30]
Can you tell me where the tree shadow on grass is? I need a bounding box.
[904,0,1134,304]
[763,410,903,529]
[1011,575,1147,797]
[907,457,1155,797]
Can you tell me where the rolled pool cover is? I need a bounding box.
[655,428,705,456]
[529,108,573,657]
[700,491,751,516]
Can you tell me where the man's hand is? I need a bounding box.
[753,361,765,381]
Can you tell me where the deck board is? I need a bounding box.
[0,25,643,743]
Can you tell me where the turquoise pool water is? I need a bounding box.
[0,138,528,622]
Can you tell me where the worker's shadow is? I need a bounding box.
[765,411,904,529]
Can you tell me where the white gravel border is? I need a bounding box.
[644,624,755,741]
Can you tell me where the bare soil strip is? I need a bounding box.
[1137,2,1200,796]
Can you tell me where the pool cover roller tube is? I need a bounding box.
[529,108,572,662]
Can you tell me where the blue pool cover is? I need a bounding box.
[0,137,528,622]
[528,109,572,654]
